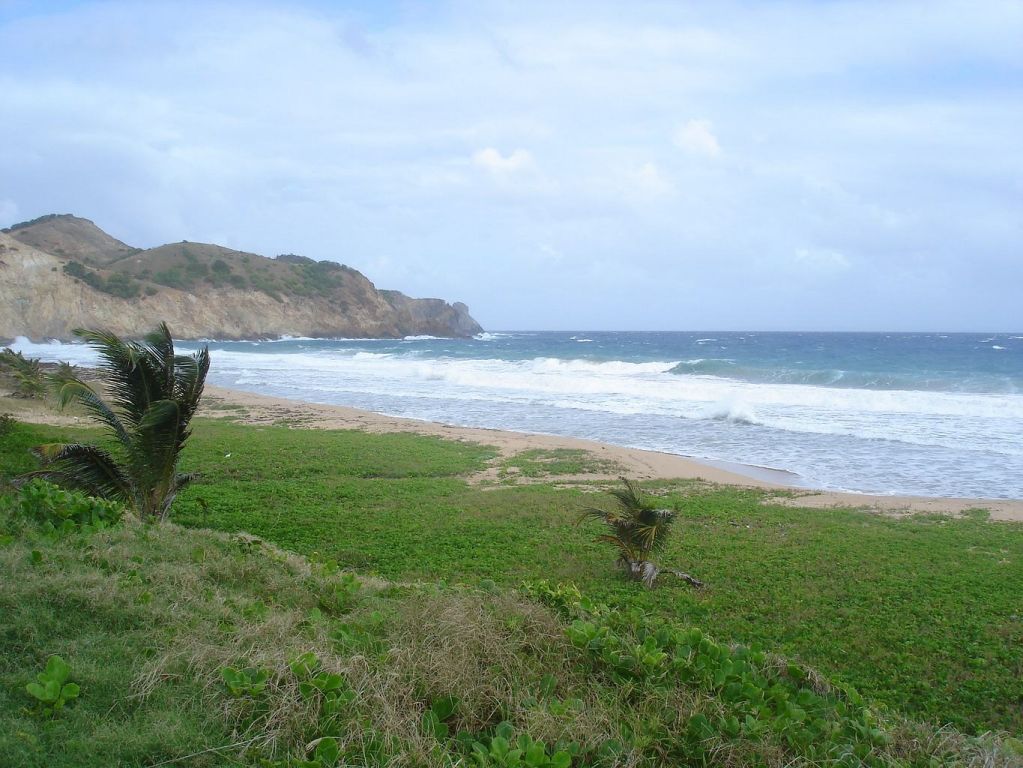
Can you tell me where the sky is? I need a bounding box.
[1,0,1021,331]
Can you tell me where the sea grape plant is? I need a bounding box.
[25,655,80,716]
[221,666,270,697]
[15,478,123,535]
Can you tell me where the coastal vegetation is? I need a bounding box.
[581,478,703,588]
[0,347,46,398]
[1,465,1019,767]
[1,337,1021,765]
[26,325,209,521]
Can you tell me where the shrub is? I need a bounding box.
[13,478,123,534]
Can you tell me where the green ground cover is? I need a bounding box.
[3,417,1022,745]
[498,448,624,479]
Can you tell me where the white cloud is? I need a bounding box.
[793,248,851,272]
[471,148,534,175]
[629,162,676,198]
[538,243,563,263]
[673,119,721,158]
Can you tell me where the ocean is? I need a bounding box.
[12,331,1023,499]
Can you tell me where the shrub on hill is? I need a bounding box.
[63,260,141,299]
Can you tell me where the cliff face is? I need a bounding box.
[0,216,483,341]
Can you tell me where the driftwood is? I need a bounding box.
[623,559,704,589]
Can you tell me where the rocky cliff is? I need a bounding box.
[0,215,483,341]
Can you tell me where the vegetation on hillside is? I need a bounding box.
[115,242,367,303]
[63,260,145,298]
[1,472,1018,767]
[3,417,1021,737]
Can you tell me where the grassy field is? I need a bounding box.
[2,416,1021,743]
[1,415,1023,768]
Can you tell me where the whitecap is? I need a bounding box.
[704,401,760,426]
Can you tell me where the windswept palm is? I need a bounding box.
[581,478,702,588]
[28,323,209,522]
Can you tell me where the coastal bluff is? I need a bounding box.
[0,214,482,341]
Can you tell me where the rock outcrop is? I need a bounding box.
[0,215,483,341]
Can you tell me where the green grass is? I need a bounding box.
[3,417,1022,738]
[499,448,624,479]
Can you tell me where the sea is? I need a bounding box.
[11,331,1023,500]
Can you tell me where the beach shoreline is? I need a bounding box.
[7,378,1021,521]
[194,385,1023,522]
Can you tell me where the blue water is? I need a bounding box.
[15,331,1023,499]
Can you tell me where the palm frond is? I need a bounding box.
[581,478,677,564]
[73,328,153,426]
[130,399,182,491]
[595,533,637,562]
[52,377,132,448]
[141,322,176,396]
[173,346,210,424]
[27,443,134,503]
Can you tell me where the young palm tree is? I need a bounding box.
[27,323,209,522]
[580,478,703,588]
[0,347,46,398]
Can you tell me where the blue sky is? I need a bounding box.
[1,0,1020,331]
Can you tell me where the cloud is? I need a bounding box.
[672,119,721,158]
[629,162,676,199]
[471,148,534,175]
[0,1,1020,330]
[793,248,851,273]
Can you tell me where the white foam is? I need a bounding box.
[705,401,761,426]
[16,336,1023,468]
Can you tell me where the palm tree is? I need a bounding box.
[0,347,46,398]
[580,478,703,588]
[27,323,209,522]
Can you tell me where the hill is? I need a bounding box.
[2,213,138,267]
[0,214,482,340]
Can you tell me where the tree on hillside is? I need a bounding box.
[26,323,209,522]
[580,478,703,588]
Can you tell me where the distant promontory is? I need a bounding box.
[0,214,483,341]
